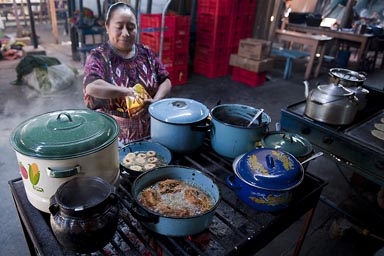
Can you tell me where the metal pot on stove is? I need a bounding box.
[329,68,366,87]
[303,81,359,125]
[329,68,369,110]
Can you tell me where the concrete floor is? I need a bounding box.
[1,23,384,255]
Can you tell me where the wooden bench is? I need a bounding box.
[271,47,310,79]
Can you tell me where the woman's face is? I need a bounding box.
[106,7,137,55]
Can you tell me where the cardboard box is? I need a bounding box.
[229,54,274,73]
[238,38,271,60]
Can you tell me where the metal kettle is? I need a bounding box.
[303,81,359,125]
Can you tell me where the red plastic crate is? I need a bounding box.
[196,29,228,47]
[168,65,188,86]
[193,59,230,78]
[197,0,233,16]
[196,14,230,33]
[140,33,174,54]
[140,14,177,38]
[228,28,253,48]
[194,44,230,62]
[175,16,190,35]
[232,0,257,15]
[232,67,266,87]
[175,34,190,50]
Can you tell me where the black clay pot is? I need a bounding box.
[49,176,119,253]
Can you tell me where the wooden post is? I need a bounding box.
[268,0,283,42]
[26,0,38,48]
[49,0,59,44]
[20,0,28,27]
[12,0,23,37]
[340,0,354,28]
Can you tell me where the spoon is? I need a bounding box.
[300,152,324,165]
[247,108,264,127]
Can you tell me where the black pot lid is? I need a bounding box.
[53,176,115,215]
[149,98,209,124]
[261,132,313,158]
[10,109,119,159]
[234,148,303,190]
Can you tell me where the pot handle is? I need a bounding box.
[226,175,242,190]
[128,201,159,224]
[46,165,81,178]
[191,118,211,132]
[49,196,59,215]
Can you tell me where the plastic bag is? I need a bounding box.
[125,84,152,117]
[25,64,76,93]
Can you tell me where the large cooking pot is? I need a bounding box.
[130,165,220,236]
[210,104,271,158]
[227,148,304,212]
[49,176,119,253]
[148,98,210,154]
[10,110,120,213]
[329,68,366,87]
[328,68,369,110]
[303,81,359,125]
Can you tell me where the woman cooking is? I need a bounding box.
[83,2,172,145]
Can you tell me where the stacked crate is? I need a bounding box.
[194,0,257,78]
[140,14,190,86]
[229,38,274,87]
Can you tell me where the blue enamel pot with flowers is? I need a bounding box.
[227,148,304,212]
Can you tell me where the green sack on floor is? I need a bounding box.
[24,64,76,93]
[14,54,61,85]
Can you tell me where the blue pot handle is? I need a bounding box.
[226,175,242,190]
[128,201,159,224]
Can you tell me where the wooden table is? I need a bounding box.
[275,29,333,80]
[286,23,374,65]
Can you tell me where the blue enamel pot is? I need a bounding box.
[149,98,210,154]
[227,148,304,212]
[130,165,221,236]
[210,104,271,158]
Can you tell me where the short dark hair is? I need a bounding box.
[105,2,136,25]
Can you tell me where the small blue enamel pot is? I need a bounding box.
[227,148,304,212]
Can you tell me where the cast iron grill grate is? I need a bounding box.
[83,140,325,256]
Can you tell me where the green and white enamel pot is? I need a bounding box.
[10,109,120,213]
[227,148,304,212]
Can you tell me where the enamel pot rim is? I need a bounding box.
[233,148,305,191]
[10,109,119,160]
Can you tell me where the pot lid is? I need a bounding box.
[261,132,313,158]
[53,176,115,215]
[329,68,366,82]
[10,109,119,159]
[149,98,209,124]
[318,83,354,96]
[234,148,303,190]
